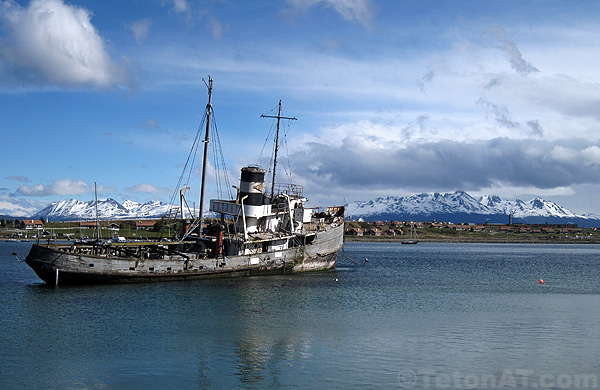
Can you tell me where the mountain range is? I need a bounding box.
[26,191,600,227]
[345,191,600,227]
[32,199,172,222]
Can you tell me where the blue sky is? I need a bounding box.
[2,0,600,216]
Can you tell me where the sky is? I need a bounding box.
[2,0,600,217]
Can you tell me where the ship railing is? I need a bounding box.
[269,183,304,199]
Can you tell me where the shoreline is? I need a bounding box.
[344,236,600,244]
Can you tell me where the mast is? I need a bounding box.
[198,76,213,232]
[94,182,100,241]
[261,100,296,198]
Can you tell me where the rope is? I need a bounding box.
[339,247,369,266]
[11,252,25,262]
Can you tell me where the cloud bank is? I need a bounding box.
[0,0,134,89]
[290,136,600,196]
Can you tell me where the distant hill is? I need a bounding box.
[345,191,600,228]
[32,198,172,221]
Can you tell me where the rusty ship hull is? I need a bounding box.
[25,223,343,285]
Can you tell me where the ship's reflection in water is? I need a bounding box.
[187,274,343,389]
[234,337,291,388]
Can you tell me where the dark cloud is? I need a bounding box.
[477,98,519,129]
[401,124,414,140]
[415,114,438,137]
[419,69,436,92]
[484,76,502,90]
[526,119,543,137]
[290,137,600,197]
[483,26,538,76]
[140,118,169,134]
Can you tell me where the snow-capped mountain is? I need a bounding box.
[28,191,600,227]
[32,198,172,221]
[346,191,600,227]
[121,199,172,218]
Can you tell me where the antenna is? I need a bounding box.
[261,100,297,198]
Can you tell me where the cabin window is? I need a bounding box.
[88,264,94,267]
[149,267,154,271]
[129,267,135,271]
[167,267,171,271]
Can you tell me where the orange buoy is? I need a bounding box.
[539,279,544,284]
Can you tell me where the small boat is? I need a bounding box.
[24,78,344,285]
[401,222,418,244]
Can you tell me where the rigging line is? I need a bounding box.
[274,117,293,184]
[187,107,210,187]
[282,122,293,184]
[179,107,209,219]
[264,136,277,188]
[209,122,225,202]
[184,113,207,185]
[167,112,207,210]
[11,252,26,262]
[257,119,277,167]
[339,247,370,266]
[209,117,219,195]
[264,102,280,116]
[209,125,221,200]
[211,114,233,200]
[257,103,280,167]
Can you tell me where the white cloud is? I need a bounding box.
[16,179,91,196]
[581,146,600,167]
[0,0,134,89]
[551,146,577,162]
[126,183,170,195]
[138,16,600,156]
[284,0,374,28]
[130,19,152,45]
[209,16,228,39]
[171,0,190,14]
[470,185,576,201]
[0,196,45,216]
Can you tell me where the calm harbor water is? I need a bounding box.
[2,241,600,389]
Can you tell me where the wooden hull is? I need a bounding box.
[25,224,344,285]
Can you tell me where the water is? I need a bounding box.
[2,241,600,389]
